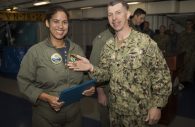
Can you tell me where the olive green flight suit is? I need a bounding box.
[17,38,85,127]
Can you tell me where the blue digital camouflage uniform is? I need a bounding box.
[90,29,172,127]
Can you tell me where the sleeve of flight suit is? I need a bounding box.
[90,35,101,66]
[90,42,111,82]
[145,38,172,109]
[17,47,43,104]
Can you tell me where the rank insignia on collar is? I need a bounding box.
[51,53,62,64]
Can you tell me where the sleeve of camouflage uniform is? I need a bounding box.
[17,48,43,104]
[145,39,172,109]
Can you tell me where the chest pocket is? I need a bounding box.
[123,49,143,69]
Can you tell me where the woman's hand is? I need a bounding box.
[47,95,64,111]
[38,93,64,111]
[67,55,94,72]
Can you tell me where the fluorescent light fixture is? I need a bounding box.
[13,6,18,10]
[6,8,11,11]
[80,6,93,10]
[127,2,140,5]
[33,1,50,6]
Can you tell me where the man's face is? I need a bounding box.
[107,3,130,32]
[134,14,145,25]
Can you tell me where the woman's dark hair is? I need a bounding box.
[107,0,129,10]
[44,5,69,22]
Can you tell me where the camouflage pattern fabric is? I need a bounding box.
[110,111,149,127]
[91,29,172,127]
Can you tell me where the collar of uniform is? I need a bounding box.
[105,37,115,50]
[44,37,71,48]
[126,29,141,48]
[44,38,54,47]
[105,29,136,50]
[67,38,76,51]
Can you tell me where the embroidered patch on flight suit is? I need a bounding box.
[51,53,62,64]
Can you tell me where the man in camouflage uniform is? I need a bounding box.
[68,0,172,126]
[177,19,195,85]
[90,7,146,127]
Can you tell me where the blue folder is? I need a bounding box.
[59,79,96,106]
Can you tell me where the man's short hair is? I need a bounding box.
[133,8,146,16]
[108,0,129,10]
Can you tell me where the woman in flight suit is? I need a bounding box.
[17,5,94,127]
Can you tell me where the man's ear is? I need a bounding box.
[127,11,131,19]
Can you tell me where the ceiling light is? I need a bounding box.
[6,8,11,11]
[13,6,18,10]
[33,1,50,6]
[127,2,140,5]
[80,7,93,10]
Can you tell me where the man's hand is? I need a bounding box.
[82,86,95,96]
[67,55,93,72]
[145,107,161,125]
